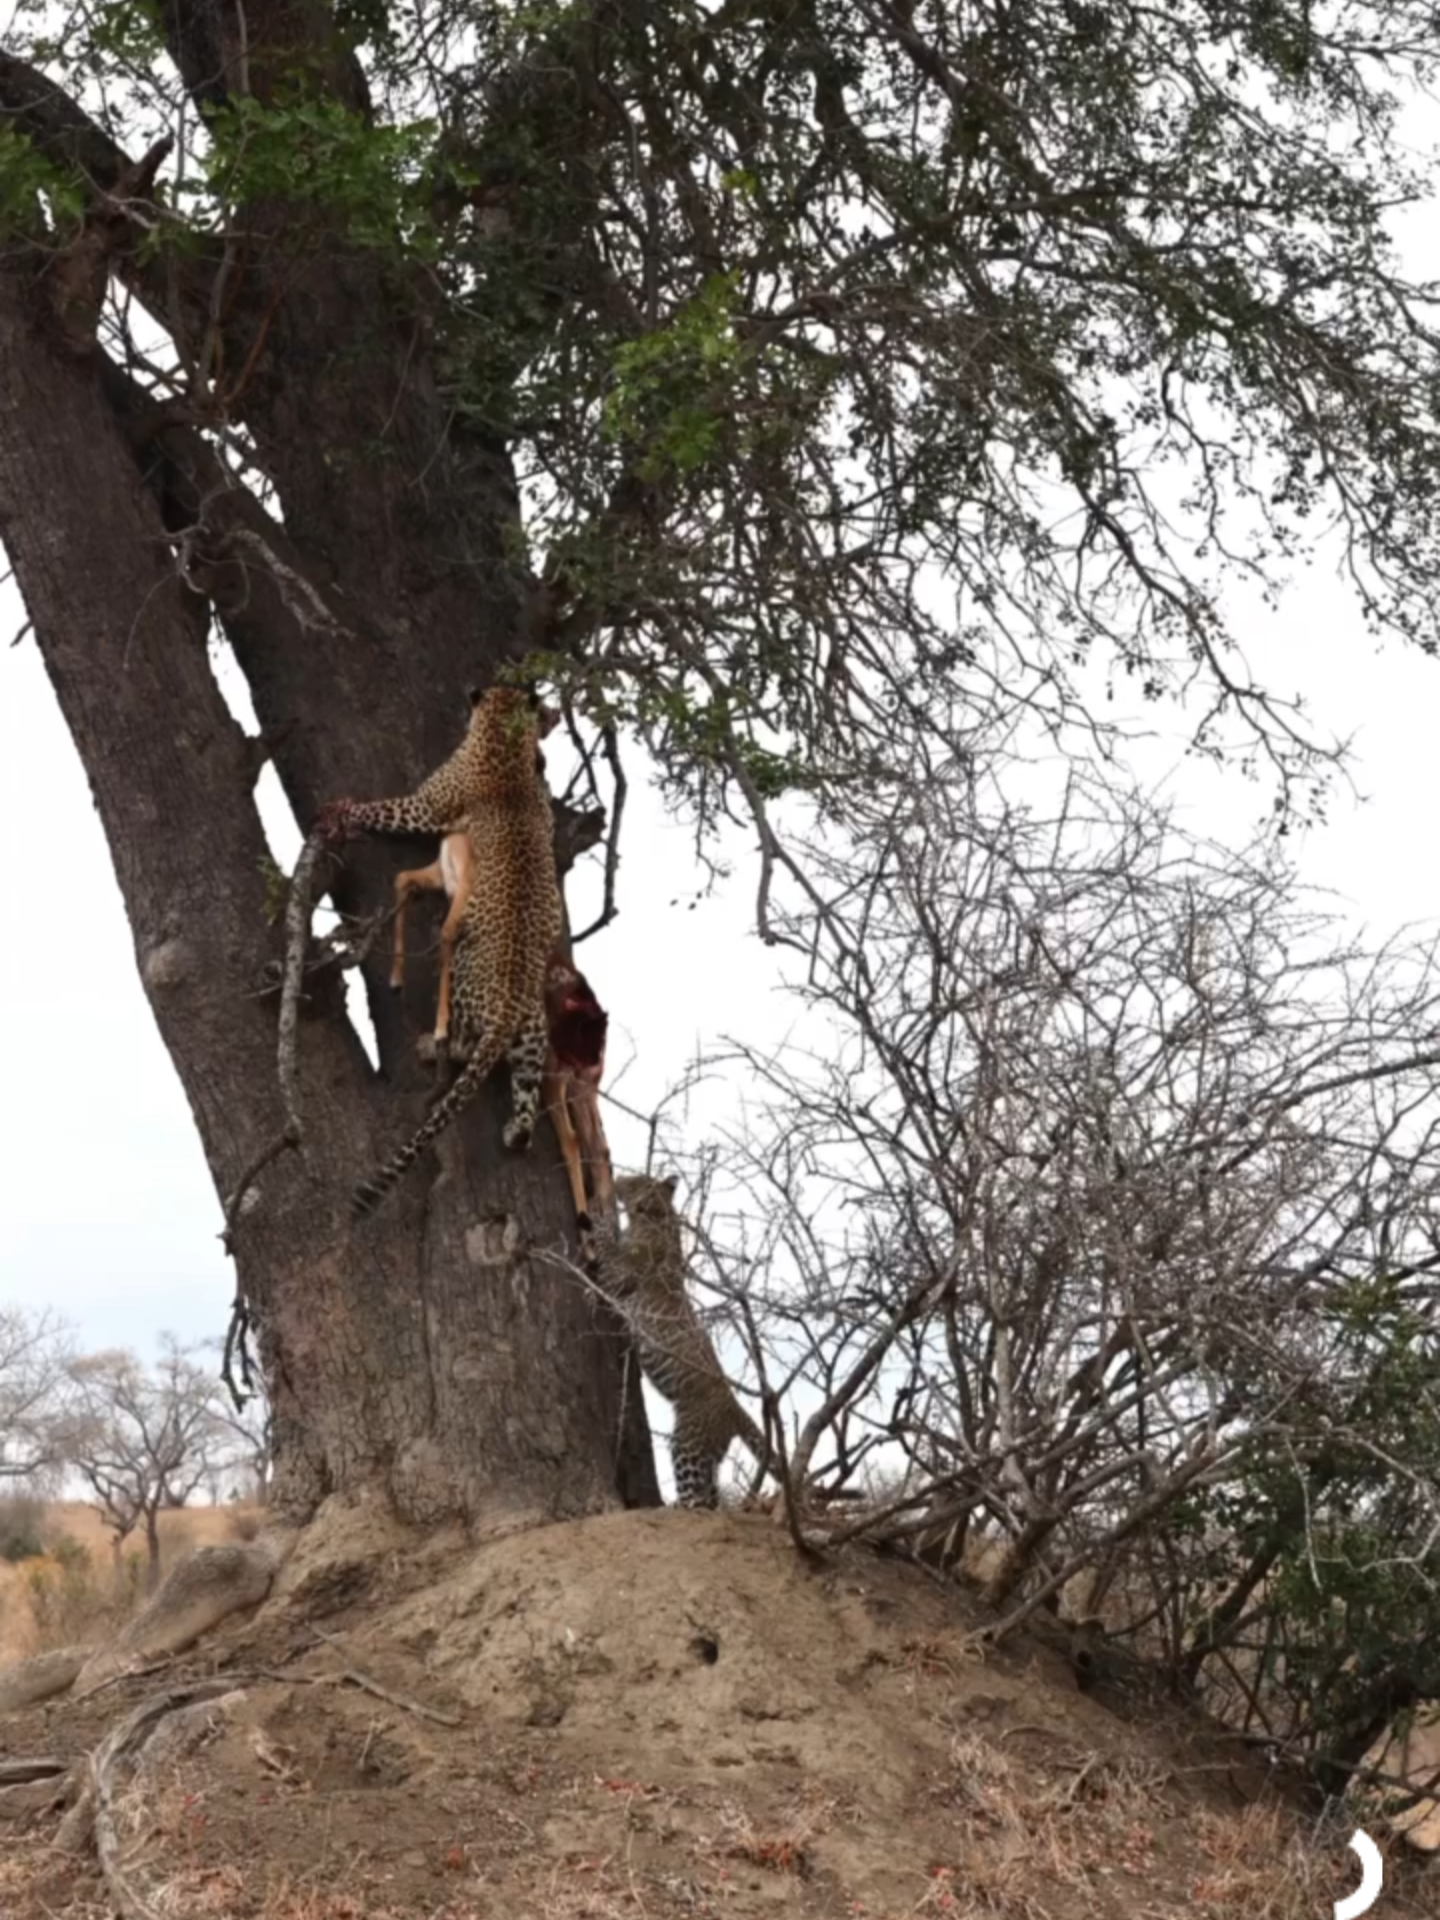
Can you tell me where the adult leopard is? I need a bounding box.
[317,684,562,1216]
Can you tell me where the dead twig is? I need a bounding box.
[73,1657,181,1702]
[275,829,326,1138]
[734,1287,776,1504]
[309,1627,463,1728]
[751,1383,823,1563]
[222,524,352,638]
[221,826,326,1405]
[220,1133,296,1257]
[222,825,323,1237]
[572,721,627,944]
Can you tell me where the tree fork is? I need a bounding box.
[0,109,660,1537]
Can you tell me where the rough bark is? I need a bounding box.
[0,12,659,1535]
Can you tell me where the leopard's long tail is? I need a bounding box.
[352,1032,509,1217]
[736,1407,768,1466]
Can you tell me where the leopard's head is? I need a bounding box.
[615,1174,680,1221]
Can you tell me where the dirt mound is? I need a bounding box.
[1,1510,1432,1918]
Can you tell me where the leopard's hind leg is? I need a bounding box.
[671,1408,723,1509]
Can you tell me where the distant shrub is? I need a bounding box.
[21,1534,145,1647]
[25,1551,100,1642]
[0,1495,45,1563]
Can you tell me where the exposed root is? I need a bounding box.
[0,1644,93,1715]
[74,1538,284,1696]
[77,1656,196,1702]
[90,1681,246,1920]
[53,1774,96,1855]
[0,1774,70,1824]
[0,1756,69,1827]
[0,1757,67,1784]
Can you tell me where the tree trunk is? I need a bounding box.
[143,1511,162,1594]
[0,24,659,1536]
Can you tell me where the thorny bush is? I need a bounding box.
[669,723,1440,1783]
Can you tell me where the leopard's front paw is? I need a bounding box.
[577,1217,598,1271]
[315,799,357,846]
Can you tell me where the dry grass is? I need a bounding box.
[705,1792,835,1878]
[0,1500,263,1662]
[0,1835,111,1920]
[921,1729,1380,1920]
[913,1857,1053,1919]
[146,1880,461,1920]
[936,1732,1035,1835]
[25,1498,250,1560]
[1184,1803,1350,1920]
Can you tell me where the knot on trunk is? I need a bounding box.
[464,1214,522,1266]
[142,936,197,990]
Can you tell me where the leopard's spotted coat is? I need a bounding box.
[597,1174,766,1508]
[318,685,562,1215]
